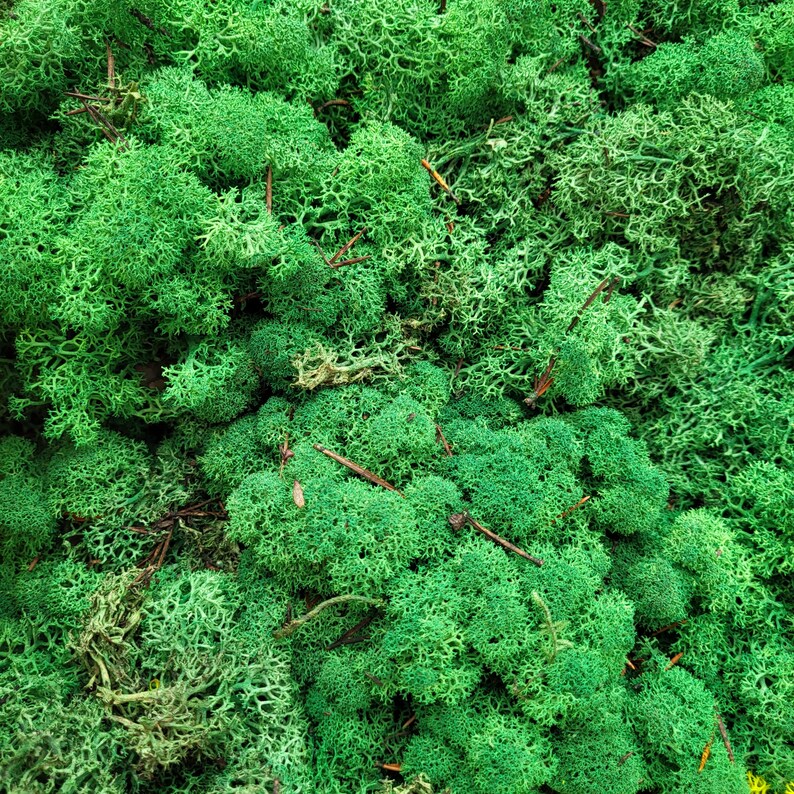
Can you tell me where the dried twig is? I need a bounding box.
[566,277,619,333]
[421,158,460,204]
[364,671,384,686]
[330,254,371,269]
[64,91,113,102]
[274,594,383,639]
[316,99,351,112]
[579,34,602,54]
[524,356,556,408]
[546,56,567,76]
[326,614,376,651]
[27,556,40,572]
[553,495,591,523]
[106,42,116,90]
[665,651,684,670]
[435,424,453,457]
[627,23,657,47]
[449,511,544,566]
[650,619,688,637]
[279,434,294,476]
[380,763,402,773]
[578,11,597,32]
[618,751,634,766]
[313,444,403,495]
[329,228,366,265]
[129,8,168,35]
[266,165,272,215]
[715,712,735,763]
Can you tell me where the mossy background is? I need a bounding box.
[0,0,792,791]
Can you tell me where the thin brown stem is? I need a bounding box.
[566,277,617,334]
[665,651,684,670]
[316,99,351,112]
[313,444,403,495]
[579,34,602,54]
[266,165,272,214]
[329,228,366,265]
[449,512,544,566]
[435,424,453,457]
[715,712,734,763]
[421,159,460,204]
[106,41,116,89]
[326,614,376,651]
[330,254,371,269]
[578,11,597,32]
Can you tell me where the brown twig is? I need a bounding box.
[604,211,631,217]
[313,444,403,495]
[553,495,591,523]
[65,106,90,116]
[316,99,351,112]
[453,357,464,380]
[665,651,684,670]
[402,714,416,730]
[266,165,272,215]
[326,614,376,651]
[133,527,173,586]
[625,658,637,671]
[330,254,371,269]
[129,8,168,35]
[64,91,113,102]
[436,424,453,457]
[627,23,657,47]
[106,42,116,90]
[279,434,294,476]
[379,763,402,773]
[273,779,280,794]
[364,671,384,686]
[715,712,735,763]
[546,56,567,76]
[494,115,513,125]
[618,751,634,766]
[329,228,366,265]
[566,277,619,333]
[524,356,556,408]
[449,511,543,566]
[650,619,688,637]
[579,34,602,54]
[578,11,597,32]
[27,556,40,572]
[421,159,460,204]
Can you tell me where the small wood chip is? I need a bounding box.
[293,480,305,508]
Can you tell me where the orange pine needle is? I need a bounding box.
[421,159,460,204]
[436,424,453,457]
[666,651,684,670]
[380,763,402,772]
[698,735,713,773]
